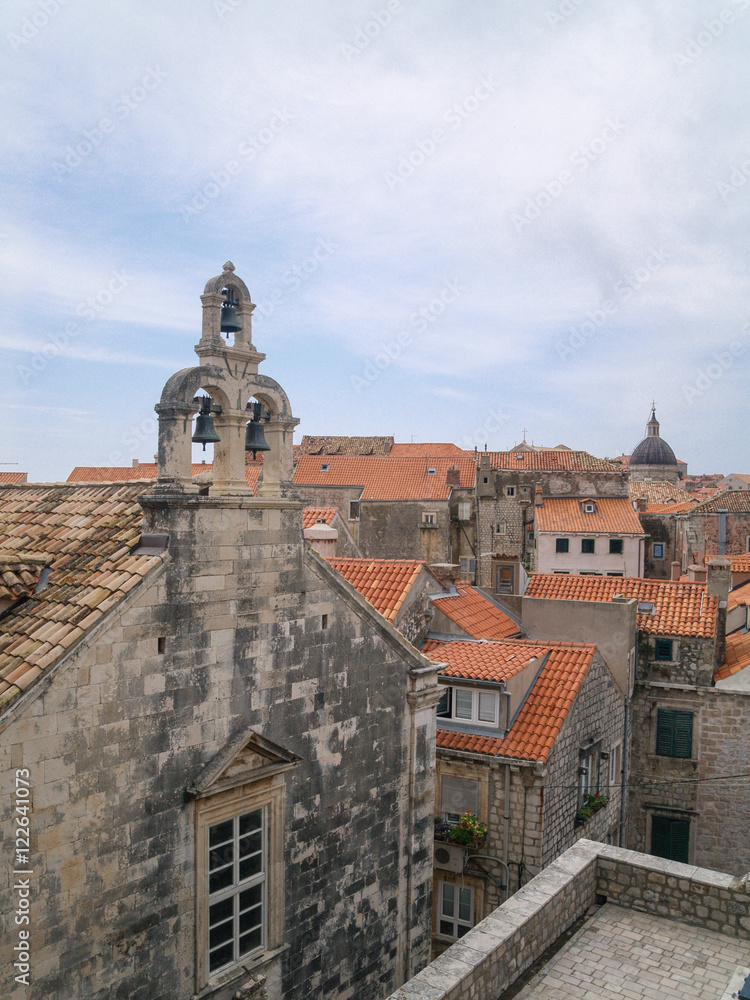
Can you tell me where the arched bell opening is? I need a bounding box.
[219,285,242,347]
[244,396,272,461]
[189,384,237,490]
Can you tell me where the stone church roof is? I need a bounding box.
[630,407,678,466]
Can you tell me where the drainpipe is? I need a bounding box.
[503,763,511,880]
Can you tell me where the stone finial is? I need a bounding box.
[223,261,235,272]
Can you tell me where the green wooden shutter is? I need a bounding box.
[656,709,693,758]
[673,712,693,758]
[651,816,690,863]
[651,816,671,858]
[656,710,675,755]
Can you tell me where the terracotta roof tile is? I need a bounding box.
[302,507,339,529]
[297,436,394,456]
[691,491,750,513]
[389,443,473,457]
[628,481,693,504]
[67,463,262,492]
[728,580,750,610]
[525,573,716,638]
[431,586,520,639]
[640,501,697,514]
[428,638,596,762]
[715,629,750,682]
[327,557,424,621]
[294,455,475,500]
[536,497,645,535]
[0,483,166,714]
[487,451,618,472]
[0,473,27,484]
[705,553,750,574]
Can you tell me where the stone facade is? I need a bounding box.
[0,265,439,1000]
[432,651,625,953]
[638,510,677,578]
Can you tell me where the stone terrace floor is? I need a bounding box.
[508,902,748,999]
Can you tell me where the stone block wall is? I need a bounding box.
[358,501,451,563]
[384,840,750,1000]
[638,633,714,687]
[630,682,750,875]
[0,498,437,1000]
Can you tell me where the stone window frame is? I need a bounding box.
[421,511,437,525]
[654,638,674,662]
[436,759,489,825]
[432,869,485,942]
[194,773,287,992]
[655,708,693,759]
[505,486,516,497]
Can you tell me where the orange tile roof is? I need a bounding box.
[0,484,166,714]
[0,473,27,484]
[535,497,645,535]
[66,463,262,491]
[487,451,618,472]
[297,436,394,455]
[705,553,750,573]
[327,557,424,622]
[715,629,750,682]
[525,573,717,638]
[628,481,691,503]
[390,443,473,457]
[691,491,750,512]
[431,585,520,639]
[428,639,596,762]
[302,506,339,529]
[640,501,696,514]
[0,553,47,600]
[294,455,475,500]
[420,638,446,654]
[728,580,750,610]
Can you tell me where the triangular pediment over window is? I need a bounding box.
[186,728,300,799]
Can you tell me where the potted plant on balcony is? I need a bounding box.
[448,812,487,850]
[575,792,607,827]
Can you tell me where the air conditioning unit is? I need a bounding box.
[433,842,466,873]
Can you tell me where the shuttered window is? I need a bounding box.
[656,709,693,758]
[651,816,690,863]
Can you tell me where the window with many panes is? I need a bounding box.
[207,809,266,974]
[556,538,569,553]
[651,815,690,863]
[437,686,500,727]
[438,882,473,938]
[656,709,692,758]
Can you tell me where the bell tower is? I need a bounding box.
[152,262,299,498]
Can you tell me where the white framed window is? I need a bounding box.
[495,521,507,534]
[505,486,515,497]
[437,686,499,727]
[320,463,329,471]
[422,511,437,525]
[578,751,593,805]
[459,557,476,574]
[438,882,473,938]
[457,501,472,521]
[348,501,360,521]
[583,502,596,513]
[427,467,437,475]
[207,809,266,974]
[609,743,622,787]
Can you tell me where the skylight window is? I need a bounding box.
[637,601,655,613]
[320,463,329,471]
[427,467,436,475]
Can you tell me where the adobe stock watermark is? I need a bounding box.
[385,77,500,191]
[511,118,626,234]
[682,323,750,404]
[456,408,510,453]
[672,0,748,69]
[546,0,590,29]
[341,1,402,60]
[106,416,158,466]
[51,68,168,181]
[16,270,134,385]
[213,0,246,18]
[350,279,466,391]
[555,248,670,362]
[716,151,750,203]
[254,238,339,320]
[178,108,294,222]
[7,0,69,51]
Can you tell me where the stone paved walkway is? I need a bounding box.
[510,902,748,999]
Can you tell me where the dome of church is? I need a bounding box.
[630,407,677,466]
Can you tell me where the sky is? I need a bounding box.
[1,0,748,482]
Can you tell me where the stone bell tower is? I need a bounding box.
[152,261,299,498]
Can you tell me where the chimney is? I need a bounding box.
[534,485,544,507]
[670,561,680,581]
[303,523,338,558]
[707,556,730,673]
[132,459,140,467]
[446,466,460,487]
[635,497,647,512]
[477,451,493,498]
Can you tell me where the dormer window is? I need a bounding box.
[583,502,595,513]
[437,686,499,727]
[427,467,436,475]
[637,601,655,614]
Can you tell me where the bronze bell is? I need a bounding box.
[192,396,221,451]
[220,290,242,336]
[245,401,271,459]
